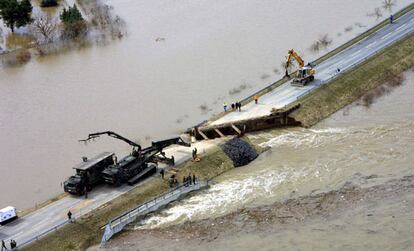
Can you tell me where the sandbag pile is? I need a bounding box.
[220,137,258,167]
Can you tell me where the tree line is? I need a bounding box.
[0,0,85,40]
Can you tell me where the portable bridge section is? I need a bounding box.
[191,104,301,140]
[100,181,208,246]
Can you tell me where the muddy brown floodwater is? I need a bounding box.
[0,0,412,209]
[101,70,414,250]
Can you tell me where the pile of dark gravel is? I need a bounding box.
[220,137,258,167]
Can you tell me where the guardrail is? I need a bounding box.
[9,205,96,251]
[100,180,208,246]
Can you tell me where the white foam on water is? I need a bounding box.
[137,167,311,229]
[258,127,348,149]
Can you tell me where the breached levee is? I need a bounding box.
[220,137,258,167]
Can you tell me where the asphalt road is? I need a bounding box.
[212,9,414,126]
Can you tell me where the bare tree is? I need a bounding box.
[383,0,395,12]
[30,13,59,43]
[367,8,383,19]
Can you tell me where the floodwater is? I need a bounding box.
[111,71,414,251]
[0,0,412,209]
[136,70,414,229]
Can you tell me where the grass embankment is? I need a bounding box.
[291,32,414,127]
[23,145,234,251]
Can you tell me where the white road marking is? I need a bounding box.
[366,41,377,48]
[350,50,361,57]
[381,32,394,40]
[396,23,407,31]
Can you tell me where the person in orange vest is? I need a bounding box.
[254,95,259,104]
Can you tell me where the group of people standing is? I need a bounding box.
[183,173,197,186]
[167,174,197,188]
[223,101,242,112]
[223,95,260,112]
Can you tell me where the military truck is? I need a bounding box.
[80,131,191,186]
[63,152,115,195]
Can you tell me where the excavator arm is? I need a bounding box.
[79,131,142,151]
[285,49,305,77]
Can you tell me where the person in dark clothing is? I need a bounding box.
[160,168,165,179]
[168,176,174,187]
[67,210,73,222]
[1,240,7,251]
[238,102,242,111]
[390,14,394,24]
[187,174,192,185]
[231,103,235,110]
[192,174,196,184]
[183,176,187,186]
[9,240,16,249]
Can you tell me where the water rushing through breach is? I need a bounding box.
[0,0,413,209]
[137,71,414,229]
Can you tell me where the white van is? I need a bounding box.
[0,206,17,225]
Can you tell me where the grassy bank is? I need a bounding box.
[291,32,414,127]
[23,145,235,251]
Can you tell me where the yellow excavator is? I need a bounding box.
[285,49,315,86]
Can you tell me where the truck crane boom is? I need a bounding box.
[79,131,142,152]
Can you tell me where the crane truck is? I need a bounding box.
[285,49,316,87]
[79,131,191,186]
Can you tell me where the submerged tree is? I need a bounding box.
[31,13,58,43]
[60,4,83,24]
[60,4,87,39]
[0,0,33,32]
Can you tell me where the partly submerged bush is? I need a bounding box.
[40,0,58,8]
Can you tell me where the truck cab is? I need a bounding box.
[63,152,115,195]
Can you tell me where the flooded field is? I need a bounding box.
[104,70,414,250]
[0,0,412,209]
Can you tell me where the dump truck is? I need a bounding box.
[63,152,115,195]
[80,131,191,186]
[285,49,316,86]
